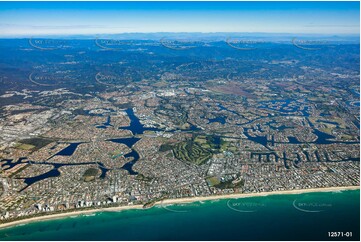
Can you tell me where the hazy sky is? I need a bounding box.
[0,1,359,36]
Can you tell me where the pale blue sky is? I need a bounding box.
[0,2,359,36]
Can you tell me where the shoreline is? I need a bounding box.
[0,186,359,230]
[157,186,360,205]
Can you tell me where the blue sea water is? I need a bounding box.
[0,190,359,241]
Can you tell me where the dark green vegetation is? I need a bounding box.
[206,176,221,186]
[206,135,224,150]
[214,178,245,189]
[206,176,245,189]
[82,168,99,182]
[143,194,168,208]
[159,143,174,152]
[165,152,173,158]
[136,173,153,182]
[172,135,227,165]
[156,101,191,129]
[194,135,228,151]
[173,139,212,165]
[17,137,53,150]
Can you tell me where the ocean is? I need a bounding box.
[0,190,359,241]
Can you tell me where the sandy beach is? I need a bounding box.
[0,186,359,230]
[158,186,360,205]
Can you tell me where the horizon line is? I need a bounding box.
[0,32,360,38]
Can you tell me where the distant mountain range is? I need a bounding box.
[0,32,359,43]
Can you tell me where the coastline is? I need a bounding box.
[158,186,360,206]
[0,186,359,230]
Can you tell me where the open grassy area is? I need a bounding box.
[15,143,36,150]
[0,182,3,197]
[136,173,153,182]
[206,176,221,186]
[194,135,211,149]
[159,143,174,152]
[171,135,234,165]
[173,139,212,165]
[195,135,230,151]
[110,149,124,159]
[18,137,54,150]
[214,178,245,189]
[83,168,99,182]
